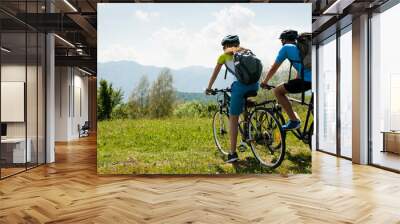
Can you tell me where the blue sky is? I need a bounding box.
[98,3,311,69]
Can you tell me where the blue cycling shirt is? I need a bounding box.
[275,44,311,82]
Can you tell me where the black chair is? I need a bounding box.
[79,121,90,138]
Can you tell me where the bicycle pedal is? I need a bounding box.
[238,143,248,152]
[238,147,247,152]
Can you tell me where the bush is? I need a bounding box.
[111,103,129,119]
[173,101,218,118]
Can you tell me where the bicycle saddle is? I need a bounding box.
[244,91,257,107]
[244,91,257,98]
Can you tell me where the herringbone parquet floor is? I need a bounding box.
[0,135,400,224]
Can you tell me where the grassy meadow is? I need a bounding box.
[97,116,311,175]
[97,72,312,175]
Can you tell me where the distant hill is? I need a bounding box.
[98,60,232,101]
[97,60,310,102]
[176,92,216,103]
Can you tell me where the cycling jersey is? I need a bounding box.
[217,53,237,83]
[275,44,311,82]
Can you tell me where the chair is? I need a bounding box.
[79,121,90,138]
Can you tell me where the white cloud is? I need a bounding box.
[199,4,283,66]
[144,4,284,69]
[209,4,255,32]
[134,10,159,22]
[98,44,138,63]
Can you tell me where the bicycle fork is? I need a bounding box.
[219,115,227,135]
[238,111,251,152]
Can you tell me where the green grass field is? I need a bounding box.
[97,117,311,174]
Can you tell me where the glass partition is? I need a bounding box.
[317,35,337,154]
[0,1,46,179]
[38,32,45,165]
[1,31,28,177]
[29,5,40,169]
[27,30,38,169]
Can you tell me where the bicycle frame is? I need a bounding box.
[217,90,230,114]
[216,90,253,141]
[288,93,313,143]
[256,92,314,144]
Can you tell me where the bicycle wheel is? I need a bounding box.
[212,111,230,155]
[248,108,286,169]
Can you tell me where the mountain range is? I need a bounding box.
[98,60,232,100]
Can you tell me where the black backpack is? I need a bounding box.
[296,32,312,70]
[288,32,312,77]
[288,32,312,104]
[224,49,263,85]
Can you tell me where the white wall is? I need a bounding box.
[72,73,89,138]
[55,66,89,141]
[55,66,70,141]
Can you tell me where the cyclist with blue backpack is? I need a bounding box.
[261,30,312,130]
[206,35,263,163]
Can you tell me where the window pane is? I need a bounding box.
[317,36,337,154]
[371,3,400,171]
[340,28,352,158]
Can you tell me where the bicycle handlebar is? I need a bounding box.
[206,88,231,95]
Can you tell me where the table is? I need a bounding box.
[382,131,400,154]
[1,138,32,163]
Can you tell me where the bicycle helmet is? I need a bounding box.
[221,35,240,46]
[279,30,298,41]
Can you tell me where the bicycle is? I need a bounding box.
[260,84,314,150]
[209,88,286,169]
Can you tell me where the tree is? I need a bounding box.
[148,69,176,118]
[111,87,123,109]
[97,79,124,120]
[97,79,112,120]
[128,75,150,118]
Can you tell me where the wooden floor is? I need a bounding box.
[0,135,400,224]
[0,167,26,178]
[372,150,400,171]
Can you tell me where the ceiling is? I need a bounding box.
[0,0,391,75]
